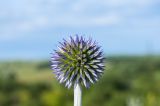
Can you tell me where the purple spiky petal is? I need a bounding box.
[51,35,105,89]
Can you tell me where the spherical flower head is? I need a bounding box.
[51,35,105,89]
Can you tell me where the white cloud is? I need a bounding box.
[91,14,121,26]
[0,0,159,41]
[102,0,156,7]
[0,16,49,41]
[71,0,159,12]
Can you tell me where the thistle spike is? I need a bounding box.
[51,35,105,89]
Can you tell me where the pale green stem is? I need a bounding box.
[74,83,82,106]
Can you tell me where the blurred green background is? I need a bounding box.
[0,56,160,106]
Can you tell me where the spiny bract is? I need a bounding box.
[51,35,105,88]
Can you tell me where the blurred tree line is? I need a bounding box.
[0,56,160,106]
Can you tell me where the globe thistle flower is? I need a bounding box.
[51,35,105,89]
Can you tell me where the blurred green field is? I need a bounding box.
[0,56,160,106]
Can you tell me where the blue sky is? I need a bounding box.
[0,0,160,60]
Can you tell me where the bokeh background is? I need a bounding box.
[0,0,160,106]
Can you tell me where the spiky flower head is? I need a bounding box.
[51,35,105,88]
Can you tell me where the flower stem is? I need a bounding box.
[74,83,82,106]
